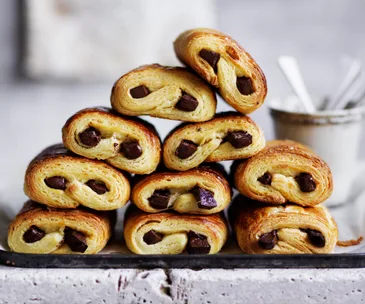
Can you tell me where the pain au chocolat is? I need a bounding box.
[163,112,265,171]
[174,28,267,114]
[62,107,161,174]
[231,140,333,207]
[8,201,114,254]
[110,64,217,122]
[24,144,130,210]
[229,195,338,254]
[124,206,228,255]
[131,164,231,214]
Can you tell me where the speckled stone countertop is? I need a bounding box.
[0,267,364,303]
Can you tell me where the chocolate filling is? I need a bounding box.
[175,93,199,112]
[302,229,326,247]
[148,189,171,209]
[45,176,67,190]
[79,127,101,147]
[295,173,316,192]
[187,231,210,254]
[258,230,278,250]
[236,76,254,95]
[175,140,198,159]
[225,131,252,149]
[86,180,108,195]
[64,228,88,253]
[120,140,142,159]
[143,230,164,245]
[192,186,217,210]
[130,85,150,98]
[199,49,220,72]
[258,172,272,185]
[23,226,45,243]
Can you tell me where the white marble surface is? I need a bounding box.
[0,267,172,304]
[1,267,365,303]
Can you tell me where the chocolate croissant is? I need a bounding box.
[174,28,267,114]
[62,107,161,174]
[124,206,228,255]
[232,140,333,207]
[131,165,231,214]
[110,64,217,122]
[24,144,130,210]
[163,112,265,171]
[8,201,114,254]
[230,195,338,254]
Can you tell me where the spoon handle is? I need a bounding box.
[344,80,365,109]
[327,60,362,110]
[278,56,316,113]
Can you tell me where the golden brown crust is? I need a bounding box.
[230,196,338,254]
[24,144,131,210]
[8,201,113,254]
[337,237,363,247]
[233,140,333,206]
[174,28,267,114]
[124,206,228,254]
[62,107,161,174]
[264,139,313,152]
[131,167,231,214]
[110,64,217,122]
[163,112,265,171]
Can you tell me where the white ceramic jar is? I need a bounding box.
[269,102,365,206]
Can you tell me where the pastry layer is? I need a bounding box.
[124,206,228,254]
[163,112,265,171]
[62,107,161,174]
[111,64,217,122]
[8,201,113,254]
[131,165,231,214]
[232,140,333,207]
[174,28,267,114]
[24,144,130,210]
[230,195,338,254]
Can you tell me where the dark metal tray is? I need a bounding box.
[1,250,365,269]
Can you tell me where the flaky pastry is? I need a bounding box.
[111,64,217,122]
[174,28,267,114]
[131,165,231,214]
[232,140,333,206]
[163,112,265,171]
[124,206,228,255]
[24,144,130,210]
[62,107,161,174]
[230,195,338,254]
[8,201,113,254]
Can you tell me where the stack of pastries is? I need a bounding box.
[8,28,338,256]
[230,140,338,254]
